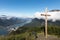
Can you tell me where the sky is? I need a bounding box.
[0,0,60,19]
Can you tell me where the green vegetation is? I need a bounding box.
[0,25,60,40]
[0,32,36,40]
[48,25,60,37]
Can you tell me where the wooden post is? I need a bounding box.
[41,8,51,38]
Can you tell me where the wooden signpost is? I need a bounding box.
[41,8,51,38]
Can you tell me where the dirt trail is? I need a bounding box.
[36,33,60,40]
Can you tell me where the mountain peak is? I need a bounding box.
[49,9,60,12]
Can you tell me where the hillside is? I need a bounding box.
[23,18,60,27]
[0,18,60,40]
[10,18,60,36]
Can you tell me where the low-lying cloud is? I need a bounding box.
[34,11,60,21]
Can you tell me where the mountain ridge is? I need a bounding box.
[0,15,60,35]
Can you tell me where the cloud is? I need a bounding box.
[34,11,60,21]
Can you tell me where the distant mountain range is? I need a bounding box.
[0,15,32,35]
[10,18,60,35]
[0,15,31,27]
[0,14,60,35]
[23,18,60,28]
